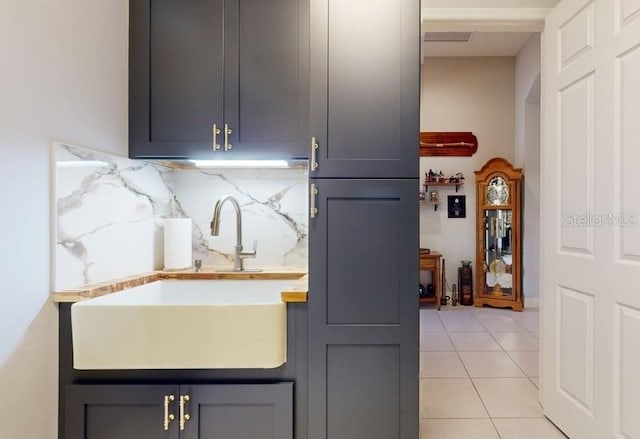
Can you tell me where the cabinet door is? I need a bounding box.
[309,0,419,178]
[129,0,224,159]
[308,179,419,439]
[222,0,309,159]
[180,383,293,439]
[65,384,179,439]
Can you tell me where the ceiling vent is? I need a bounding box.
[423,32,473,43]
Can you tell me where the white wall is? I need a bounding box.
[0,1,128,437]
[420,57,515,292]
[515,34,541,300]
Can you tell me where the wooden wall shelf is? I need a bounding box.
[420,201,440,211]
[424,182,464,193]
[419,132,478,157]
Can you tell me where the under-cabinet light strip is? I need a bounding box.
[188,160,289,168]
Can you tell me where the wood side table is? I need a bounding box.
[419,251,442,310]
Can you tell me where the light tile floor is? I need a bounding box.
[419,305,568,439]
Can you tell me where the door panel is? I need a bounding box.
[326,198,401,325]
[65,385,178,439]
[308,179,418,439]
[130,0,223,158]
[223,0,309,159]
[557,287,594,414]
[309,0,419,178]
[181,383,293,439]
[617,44,640,259]
[542,0,640,437]
[326,345,400,439]
[615,304,640,438]
[558,72,595,255]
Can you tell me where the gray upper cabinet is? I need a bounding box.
[309,0,419,178]
[129,0,309,160]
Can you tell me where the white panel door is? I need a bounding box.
[542,0,640,437]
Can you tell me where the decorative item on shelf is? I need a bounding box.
[421,189,441,211]
[475,158,523,311]
[419,191,426,202]
[458,260,474,306]
[451,284,458,306]
[419,283,427,298]
[419,132,478,157]
[425,169,438,183]
[420,247,431,255]
[424,171,465,192]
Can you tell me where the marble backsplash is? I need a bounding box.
[54,143,308,290]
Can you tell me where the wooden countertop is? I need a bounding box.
[52,268,308,304]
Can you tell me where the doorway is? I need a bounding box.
[417,28,556,437]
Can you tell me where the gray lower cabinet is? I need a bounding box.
[309,0,419,178]
[308,179,419,439]
[65,383,292,439]
[129,0,308,160]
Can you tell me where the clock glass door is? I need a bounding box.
[482,209,514,300]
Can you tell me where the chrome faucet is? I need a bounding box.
[210,195,258,271]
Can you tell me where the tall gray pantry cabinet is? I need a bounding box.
[307,0,419,438]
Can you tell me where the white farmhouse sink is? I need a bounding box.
[71,279,291,370]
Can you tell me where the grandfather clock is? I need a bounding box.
[474,158,523,311]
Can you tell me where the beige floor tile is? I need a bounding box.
[477,315,526,332]
[420,352,468,378]
[420,310,446,332]
[420,419,499,439]
[507,351,539,377]
[509,310,540,332]
[459,351,525,378]
[440,314,486,332]
[420,333,455,351]
[473,378,543,418]
[449,332,502,351]
[529,377,539,388]
[493,418,567,438]
[492,332,539,351]
[420,378,488,418]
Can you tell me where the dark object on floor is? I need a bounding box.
[426,284,434,296]
[458,261,474,306]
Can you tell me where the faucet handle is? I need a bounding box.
[240,240,257,259]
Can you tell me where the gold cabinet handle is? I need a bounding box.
[224,124,233,151]
[310,183,318,218]
[310,136,319,171]
[163,395,175,431]
[212,124,221,151]
[179,394,191,431]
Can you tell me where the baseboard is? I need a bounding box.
[525,297,539,309]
